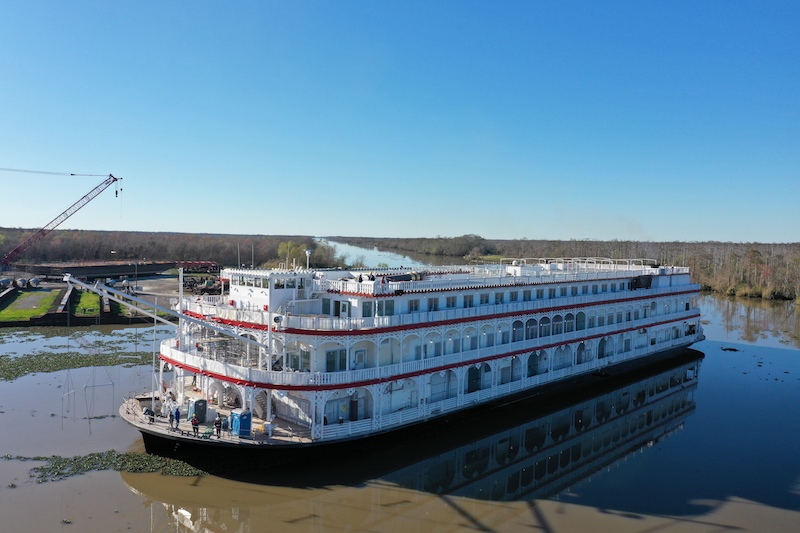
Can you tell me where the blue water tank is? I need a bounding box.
[230,409,251,437]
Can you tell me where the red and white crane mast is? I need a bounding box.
[1,174,122,267]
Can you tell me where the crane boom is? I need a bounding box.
[1,174,121,266]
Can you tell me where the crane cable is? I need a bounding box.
[0,167,108,177]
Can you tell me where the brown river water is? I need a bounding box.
[1,294,799,532]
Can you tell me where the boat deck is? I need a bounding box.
[121,388,312,446]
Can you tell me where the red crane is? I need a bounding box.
[1,174,122,267]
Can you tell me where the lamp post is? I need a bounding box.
[305,249,312,270]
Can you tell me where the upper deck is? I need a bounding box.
[222,258,689,296]
[179,258,696,334]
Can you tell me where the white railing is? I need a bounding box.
[277,283,700,332]
[332,337,698,441]
[163,330,700,443]
[164,306,702,392]
[320,266,685,297]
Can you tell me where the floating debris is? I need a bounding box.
[721,347,740,352]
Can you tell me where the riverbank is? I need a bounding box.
[0,276,181,328]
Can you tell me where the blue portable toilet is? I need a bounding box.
[187,398,207,424]
[230,409,251,437]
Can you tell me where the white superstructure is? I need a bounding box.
[159,258,704,444]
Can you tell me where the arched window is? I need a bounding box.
[564,313,575,333]
[576,312,586,330]
[552,315,563,335]
[512,320,525,342]
[527,350,548,376]
[539,317,551,337]
[525,318,538,339]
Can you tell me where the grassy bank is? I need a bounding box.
[71,290,101,316]
[0,289,60,322]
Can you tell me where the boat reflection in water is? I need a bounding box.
[122,350,702,530]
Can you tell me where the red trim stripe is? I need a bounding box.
[186,289,699,337]
[162,313,700,391]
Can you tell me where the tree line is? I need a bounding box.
[3,228,798,300]
[334,235,800,300]
[0,228,346,271]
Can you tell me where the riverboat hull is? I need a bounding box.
[131,343,703,475]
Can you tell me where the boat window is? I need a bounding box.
[495,293,504,304]
[525,318,537,339]
[480,293,489,305]
[325,349,347,372]
[575,312,585,330]
[377,299,394,316]
[523,290,531,302]
[446,296,457,308]
[362,301,374,318]
[300,349,311,371]
[539,317,551,337]
[408,299,420,312]
[512,320,524,342]
[322,298,331,314]
[463,295,474,308]
[536,289,544,299]
[571,286,578,296]
[274,279,285,289]
[548,288,556,299]
[582,285,589,295]
[427,298,439,312]
[552,315,563,335]
[560,287,567,297]
[509,291,518,302]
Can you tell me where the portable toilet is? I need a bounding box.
[230,409,251,437]
[187,398,207,424]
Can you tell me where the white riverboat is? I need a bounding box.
[106,257,703,469]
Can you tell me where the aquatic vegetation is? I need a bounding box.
[0,349,152,381]
[4,451,206,482]
[0,326,173,381]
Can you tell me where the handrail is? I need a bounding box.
[164,306,701,389]
[183,282,700,333]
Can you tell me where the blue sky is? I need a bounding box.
[1,1,797,243]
